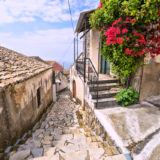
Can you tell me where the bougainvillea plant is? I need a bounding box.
[104,17,148,57]
[90,0,160,80]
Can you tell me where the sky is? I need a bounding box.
[0,0,99,68]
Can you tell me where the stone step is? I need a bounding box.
[87,148,106,160]
[105,154,127,160]
[53,134,74,141]
[93,98,117,108]
[87,79,118,85]
[73,133,87,139]
[52,137,87,148]
[89,83,119,92]
[62,127,81,134]
[29,155,59,160]
[91,90,120,99]
[61,148,105,160]
[60,150,88,160]
[43,142,102,158]
[9,149,31,160]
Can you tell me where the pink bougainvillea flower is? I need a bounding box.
[125,48,132,55]
[126,17,130,20]
[112,20,119,26]
[106,41,110,46]
[97,2,103,9]
[118,18,122,22]
[122,28,128,34]
[117,37,124,45]
[116,27,121,34]
[131,19,136,23]
[126,38,130,41]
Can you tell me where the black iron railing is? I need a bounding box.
[76,57,99,107]
[76,60,84,76]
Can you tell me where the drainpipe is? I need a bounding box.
[84,20,87,83]
[74,37,76,62]
[77,33,78,59]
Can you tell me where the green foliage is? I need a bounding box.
[101,35,143,79]
[89,0,124,30]
[122,0,160,23]
[116,87,139,106]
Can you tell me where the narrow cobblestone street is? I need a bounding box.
[9,90,125,160]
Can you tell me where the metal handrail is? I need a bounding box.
[76,56,99,108]
[86,58,98,78]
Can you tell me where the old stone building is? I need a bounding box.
[0,46,53,151]
[70,9,160,105]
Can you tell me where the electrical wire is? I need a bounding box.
[60,41,73,61]
[67,0,75,33]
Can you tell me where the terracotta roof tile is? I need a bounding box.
[45,61,63,71]
[0,46,51,88]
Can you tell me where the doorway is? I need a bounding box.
[100,56,110,75]
[73,80,76,98]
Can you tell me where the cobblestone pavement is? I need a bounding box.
[9,90,126,160]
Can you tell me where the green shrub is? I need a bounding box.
[116,87,139,106]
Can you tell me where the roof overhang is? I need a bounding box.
[75,9,95,33]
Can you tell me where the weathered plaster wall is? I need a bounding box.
[0,89,11,152]
[56,73,68,92]
[139,62,160,101]
[70,64,84,104]
[131,62,160,101]
[90,30,100,72]
[131,67,143,93]
[0,69,53,150]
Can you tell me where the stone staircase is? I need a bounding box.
[8,91,127,160]
[87,79,120,108]
[28,116,126,160]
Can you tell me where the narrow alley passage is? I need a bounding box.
[9,90,126,160]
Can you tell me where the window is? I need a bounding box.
[52,71,55,84]
[37,87,41,107]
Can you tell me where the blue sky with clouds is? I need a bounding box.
[0,0,99,68]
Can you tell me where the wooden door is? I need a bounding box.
[73,81,76,98]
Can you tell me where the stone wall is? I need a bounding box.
[70,64,84,104]
[0,89,10,152]
[131,62,160,101]
[0,69,53,151]
[131,67,143,93]
[56,72,69,92]
[82,102,117,150]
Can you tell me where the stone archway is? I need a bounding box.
[73,80,76,99]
